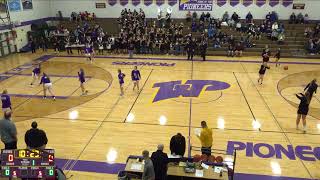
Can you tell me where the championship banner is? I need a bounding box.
[255,0,266,7]
[132,0,140,6]
[120,0,128,6]
[216,0,226,7]
[168,0,177,6]
[230,0,239,7]
[144,0,152,6]
[242,0,253,6]
[282,0,292,7]
[156,0,165,6]
[269,0,279,7]
[108,0,117,6]
[179,0,213,11]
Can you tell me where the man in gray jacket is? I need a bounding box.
[0,111,17,149]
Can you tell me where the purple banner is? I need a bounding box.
[230,0,239,6]
[168,0,177,6]
[179,0,213,11]
[255,0,266,7]
[108,0,117,6]
[216,0,226,6]
[242,0,253,6]
[144,0,152,6]
[282,0,293,7]
[120,0,128,5]
[156,0,165,6]
[132,0,140,6]
[269,0,279,6]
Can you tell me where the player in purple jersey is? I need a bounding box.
[39,73,56,100]
[78,68,88,96]
[131,66,141,91]
[85,44,94,63]
[30,64,41,86]
[118,69,126,96]
[1,89,11,112]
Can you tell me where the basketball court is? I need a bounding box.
[0,51,319,180]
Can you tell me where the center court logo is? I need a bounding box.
[152,80,230,102]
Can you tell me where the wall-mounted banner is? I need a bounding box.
[168,0,177,6]
[179,0,213,10]
[292,3,305,9]
[132,0,140,6]
[120,0,128,6]
[269,0,279,7]
[282,0,293,7]
[156,0,165,6]
[8,0,21,11]
[144,0,152,6]
[96,2,106,8]
[108,0,117,6]
[242,0,252,6]
[22,0,32,10]
[230,0,239,7]
[216,0,226,7]
[255,0,266,7]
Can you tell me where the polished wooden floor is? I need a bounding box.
[0,51,319,180]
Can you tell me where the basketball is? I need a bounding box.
[215,156,224,163]
[208,155,216,163]
[284,66,288,70]
[193,154,201,162]
[200,154,208,162]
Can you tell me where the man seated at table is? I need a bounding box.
[151,144,169,180]
[170,133,186,157]
[142,150,155,180]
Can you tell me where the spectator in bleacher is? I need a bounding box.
[236,21,242,32]
[222,11,229,22]
[227,44,235,57]
[170,133,186,157]
[208,25,214,39]
[314,24,320,36]
[205,12,211,22]
[246,12,253,23]
[272,22,279,31]
[25,121,48,150]
[270,11,278,23]
[213,38,221,48]
[297,13,304,24]
[0,111,17,149]
[231,12,240,23]
[278,32,285,45]
[266,12,271,22]
[304,14,309,24]
[235,43,244,57]
[289,13,296,24]
[191,21,197,32]
[307,39,317,55]
[304,27,313,38]
[200,12,205,22]
[142,150,155,180]
[192,11,197,21]
[196,121,213,156]
[186,11,191,22]
[151,144,169,180]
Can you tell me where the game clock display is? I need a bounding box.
[0,149,55,178]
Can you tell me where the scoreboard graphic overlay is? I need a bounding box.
[1,149,55,178]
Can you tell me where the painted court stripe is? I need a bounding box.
[54,158,311,180]
[2,72,92,79]
[56,55,320,65]
[7,94,68,99]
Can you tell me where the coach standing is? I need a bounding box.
[25,121,48,150]
[187,39,196,60]
[1,89,11,112]
[200,41,207,61]
[0,111,17,149]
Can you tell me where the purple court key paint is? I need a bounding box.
[152,80,230,102]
